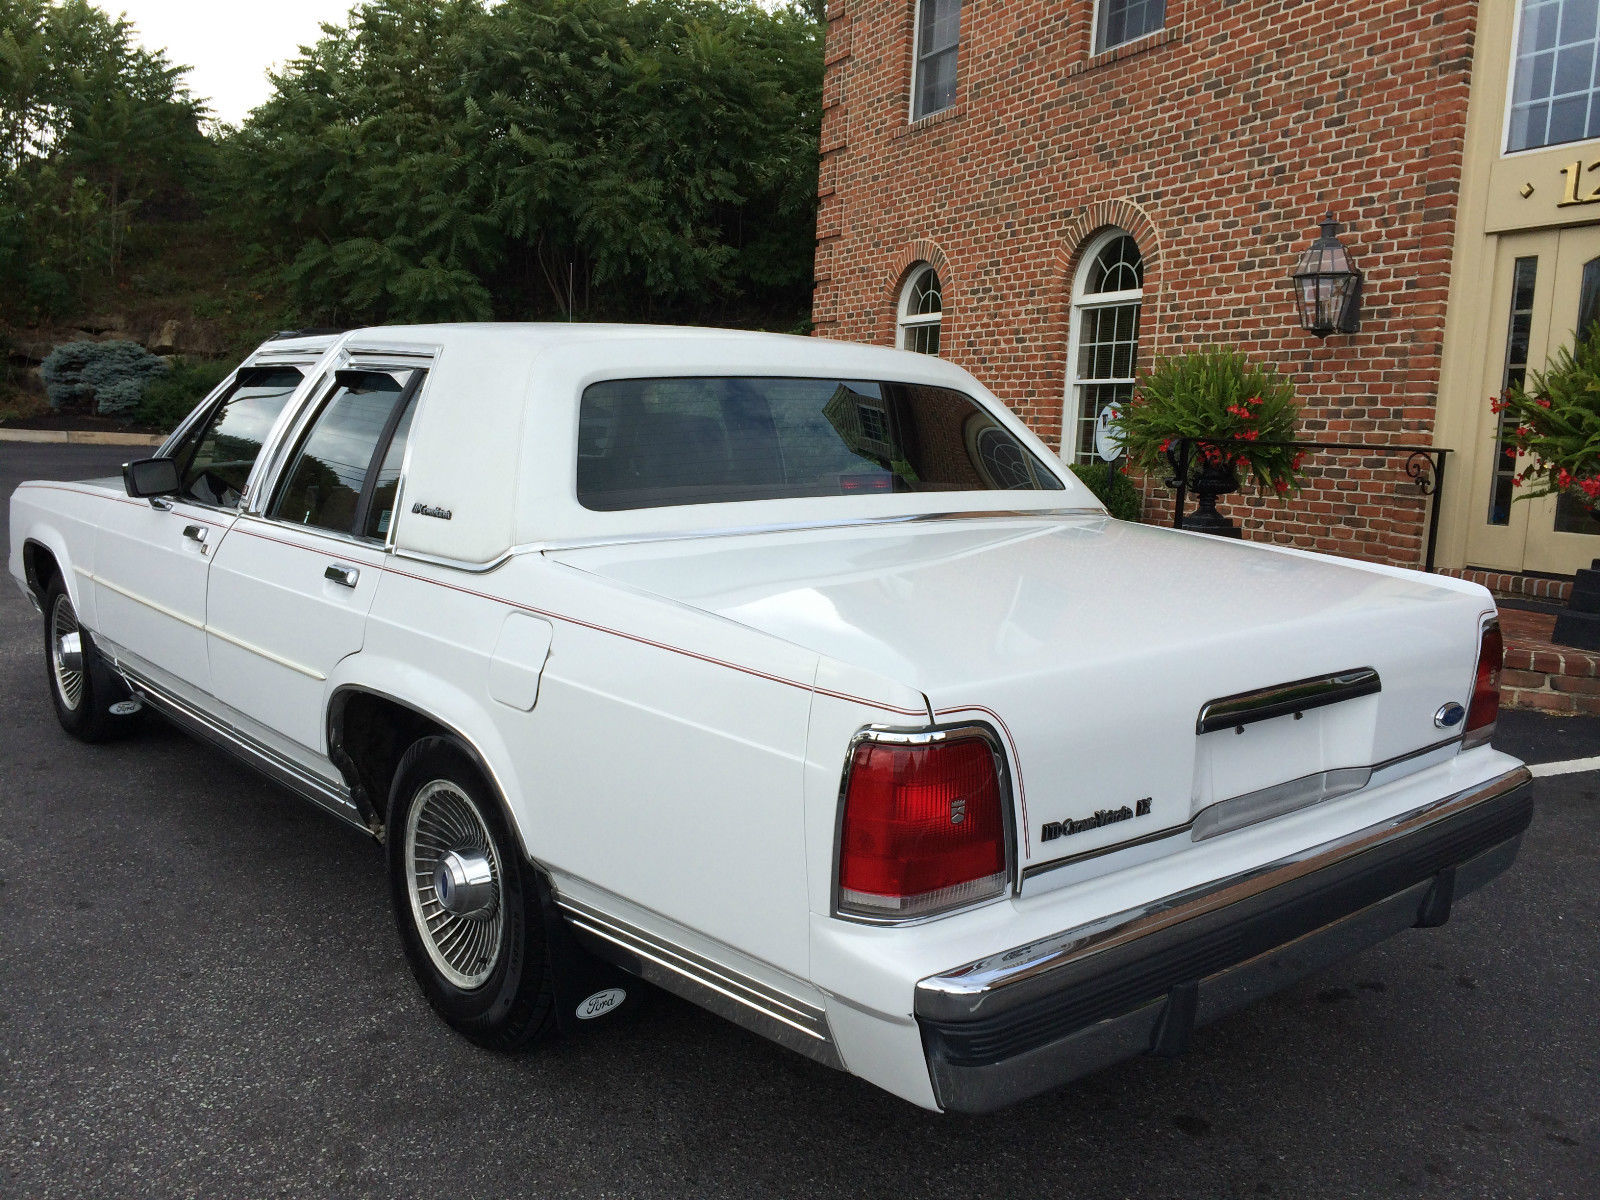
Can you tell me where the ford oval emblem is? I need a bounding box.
[1435,702,1466,729]
[576,987,627,1020]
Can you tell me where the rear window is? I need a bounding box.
[576,377,1065,512]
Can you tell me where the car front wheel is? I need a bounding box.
[386,735,555,1050]
[42,576,139,742]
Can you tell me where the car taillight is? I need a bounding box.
[1464,618,1502,749]
[836,733,1010,921]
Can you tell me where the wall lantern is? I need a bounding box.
[1292,214,1363,338]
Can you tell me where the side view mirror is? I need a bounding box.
[123,457,181,499]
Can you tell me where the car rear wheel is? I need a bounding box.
[43,577,139,743]
[386,736,555,1050]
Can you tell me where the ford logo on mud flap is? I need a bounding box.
[576,988,627,1020]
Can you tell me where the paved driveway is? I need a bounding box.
[1,443,1596,1198]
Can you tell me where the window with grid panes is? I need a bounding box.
[1067,233,1144,463]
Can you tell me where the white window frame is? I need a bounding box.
[1091,0,1168,57]
[909,0,961,122]
[1064,229,1144,462]
[1498,0,1600,157]
[898,264,944,354]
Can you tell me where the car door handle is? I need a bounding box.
[182,524,208,544]
[325,564,360,588]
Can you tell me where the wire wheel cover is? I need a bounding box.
[405,780,504,989]
[50,594,84,711]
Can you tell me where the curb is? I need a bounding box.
[0,429,164,448]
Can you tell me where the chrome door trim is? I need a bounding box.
[1196,668,1381,735]
[921,765,1532,1019]
[114,660,362,829]
[556,895,843,1070]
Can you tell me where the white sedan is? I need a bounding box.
[8,324,1531,1112]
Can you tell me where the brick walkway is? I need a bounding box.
[1500,608,1600,715]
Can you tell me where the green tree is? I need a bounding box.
[0,0,208,319]
[223,0,824,327]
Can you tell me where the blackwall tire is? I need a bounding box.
[386,735,555,1050]
[42,577,139,743]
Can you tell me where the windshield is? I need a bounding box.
[576,376,1065,512]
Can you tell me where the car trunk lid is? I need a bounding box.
[549,515,1490,874]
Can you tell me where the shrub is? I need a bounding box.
[136,357,234,430]
[40,341,170,417]
[1069,462,1144,521]
[1111,347,1306,497]
[1500,322,1600,508]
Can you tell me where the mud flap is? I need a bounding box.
[535,870,644,1035]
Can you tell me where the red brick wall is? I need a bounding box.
[815,0,1476,567]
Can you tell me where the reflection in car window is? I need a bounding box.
[271,371,414,536]
[178,368,304,508]
[363,392,417,539]
[576,376,1065,511]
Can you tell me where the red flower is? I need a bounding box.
[1489,397,1506,415]
[1291,451,1305,470]
[1241,429,1260,441]
[1537,397,1552,408]
[1505,447,1518,458]
[1159,438,1171,453]
[1583,477,1600,500]
[1274,478,1289,494]
[1558,468,1574,489]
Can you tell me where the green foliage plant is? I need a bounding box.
[1111,346,1306,497]
[1068,462,1143,521]
[41,339,168,415]
[135,356,232,430]
[1498,322,1600,509]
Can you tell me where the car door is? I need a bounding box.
[91,366,308,702]
[204,364,425,757]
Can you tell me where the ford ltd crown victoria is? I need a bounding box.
[7,324,1533,1113]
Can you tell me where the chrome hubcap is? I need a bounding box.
[50,595,84,711]
[433,849,496,917]
[405,781,503,989]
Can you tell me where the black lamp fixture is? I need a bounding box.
[1292,214,1363,338]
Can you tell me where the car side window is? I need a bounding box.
[176,367,305,509]
[270,369,420,538]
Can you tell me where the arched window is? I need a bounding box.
[1066,231,1144,462]
[898,264,943,355]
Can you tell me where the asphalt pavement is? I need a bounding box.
[1,443,1597,1198]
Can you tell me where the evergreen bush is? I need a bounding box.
[1069,462,1144,521]
[41,341,170,417]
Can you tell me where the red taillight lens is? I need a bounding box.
[837,736,1009,920]
[1464,620,1502,749]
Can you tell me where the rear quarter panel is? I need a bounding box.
[356,552,841,979]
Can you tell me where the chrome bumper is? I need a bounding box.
[914,766,1534,1113]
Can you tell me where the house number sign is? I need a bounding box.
[1558,160,1600,207]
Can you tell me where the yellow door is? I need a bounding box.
[1465,225,1600,575]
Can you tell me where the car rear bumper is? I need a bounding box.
[913,765,1534,1114]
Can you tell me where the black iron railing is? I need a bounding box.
[1166,438,1452,572]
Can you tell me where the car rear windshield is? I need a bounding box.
[576,377,1065,511]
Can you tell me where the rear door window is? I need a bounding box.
[269,369,421,538]
[576,376,1065,511]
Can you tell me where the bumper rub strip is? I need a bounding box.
[919,765,1532,1022]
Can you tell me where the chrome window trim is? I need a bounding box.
[557,894,842,1070]
[830,722,1018,927]
[919,765,1533,1020]
[1196,667,1381,735]
[1019,734,1466,885]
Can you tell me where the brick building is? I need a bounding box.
[813,0,1489,570]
